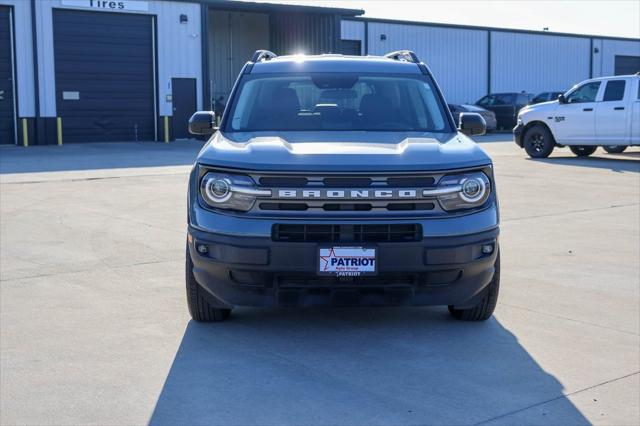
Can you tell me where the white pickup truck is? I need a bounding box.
[513,74,640,158]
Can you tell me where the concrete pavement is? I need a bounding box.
[1,138,638,425]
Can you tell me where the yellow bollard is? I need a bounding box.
[22,118,28,147]
[57,117,63,146]
[164,116,169,143]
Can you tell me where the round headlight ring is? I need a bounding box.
[460,177,486,202]
[205,177,232,203]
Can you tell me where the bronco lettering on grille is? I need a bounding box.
[276,189,421,200]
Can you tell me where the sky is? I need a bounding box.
[245,0,640,39]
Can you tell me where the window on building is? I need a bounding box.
[602,80,626,102]
[566,82,601,103]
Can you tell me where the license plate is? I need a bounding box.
[319,247,377,276]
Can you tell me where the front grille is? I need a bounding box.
[272,224,422,243]
[259,176,309,187]
[248,172,446,216]
[260,202,435,212]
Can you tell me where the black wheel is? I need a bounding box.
[569,145,597,157]
[448,253,500,321]
[523,124,555,158]
[603,145,627,154]
[186,246,232,322]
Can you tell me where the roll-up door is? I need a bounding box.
[53,9,156,142]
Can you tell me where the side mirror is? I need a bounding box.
[189,111,217,135]
[557,94,567,104]
[458,112,486,136]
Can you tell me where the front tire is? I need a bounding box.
[448,253,500,321]
[186,246,232,322]
[603,145,627,154]
[523,124,555,158]
[569,145,597,157]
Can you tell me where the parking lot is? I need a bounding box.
[1,136,638,425]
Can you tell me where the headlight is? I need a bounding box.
[200,172,271,212]
[430,172,491,211]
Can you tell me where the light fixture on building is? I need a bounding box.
[380,34,387,41]
[180,14,188,24]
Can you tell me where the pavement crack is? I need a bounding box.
[0,258,181,282]
[503,202,639,223]
[501,303,640,336]
[0,170,189,185]
[474,371,640,425]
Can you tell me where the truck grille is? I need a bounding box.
[248,172,445,216]
[272,224,422,243]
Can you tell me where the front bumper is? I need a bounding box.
[188,226,499,308]
[513,123,524,147]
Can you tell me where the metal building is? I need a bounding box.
[341,18,640,104]
[0,0,638,146]
[0,0,361,145]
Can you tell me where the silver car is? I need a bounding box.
[449,104,497,132]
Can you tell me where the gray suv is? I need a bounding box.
[187,50,500,322]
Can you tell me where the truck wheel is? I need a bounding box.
[448,253,500,321]
[603,145,627,154]
[186,246,232,322]
[569,145,597,157]
[523,125,554,158]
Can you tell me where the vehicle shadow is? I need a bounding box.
[149,308,588,426]
[530,150,640,173]
[0,140,205,174]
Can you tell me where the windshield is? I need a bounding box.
[223,73,451,132]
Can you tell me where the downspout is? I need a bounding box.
[201,4,210,110]
[487,30,491,95]
[364,20,368,55]
[30,0,40,143]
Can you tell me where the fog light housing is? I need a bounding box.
[481,244,494,255]
[196,243,208,254]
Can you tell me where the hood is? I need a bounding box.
[521,100,558,113]
[196,131,492,172]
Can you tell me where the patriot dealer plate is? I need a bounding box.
[319,247,377,276]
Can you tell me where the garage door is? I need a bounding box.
[614,55,640,76]
[340,40,362,56]
[0,6,16,145]
[53,10,156,143]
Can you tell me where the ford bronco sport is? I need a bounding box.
[186,50,500,322]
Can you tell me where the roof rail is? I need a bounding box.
[384,50,420,64]
[251,50,277,63]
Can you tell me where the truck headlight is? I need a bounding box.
[432,172,491,211]
[200,172,271,212]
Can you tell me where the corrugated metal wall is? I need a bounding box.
[490,32,590,94]
[342,19,640,103]
[30,0,202,118]
[597,39,640,76]
[361,21,489,104]
[270,13,337,55]
[208,10,269,106]
[341,19,364,53]
[0,0,35,118]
